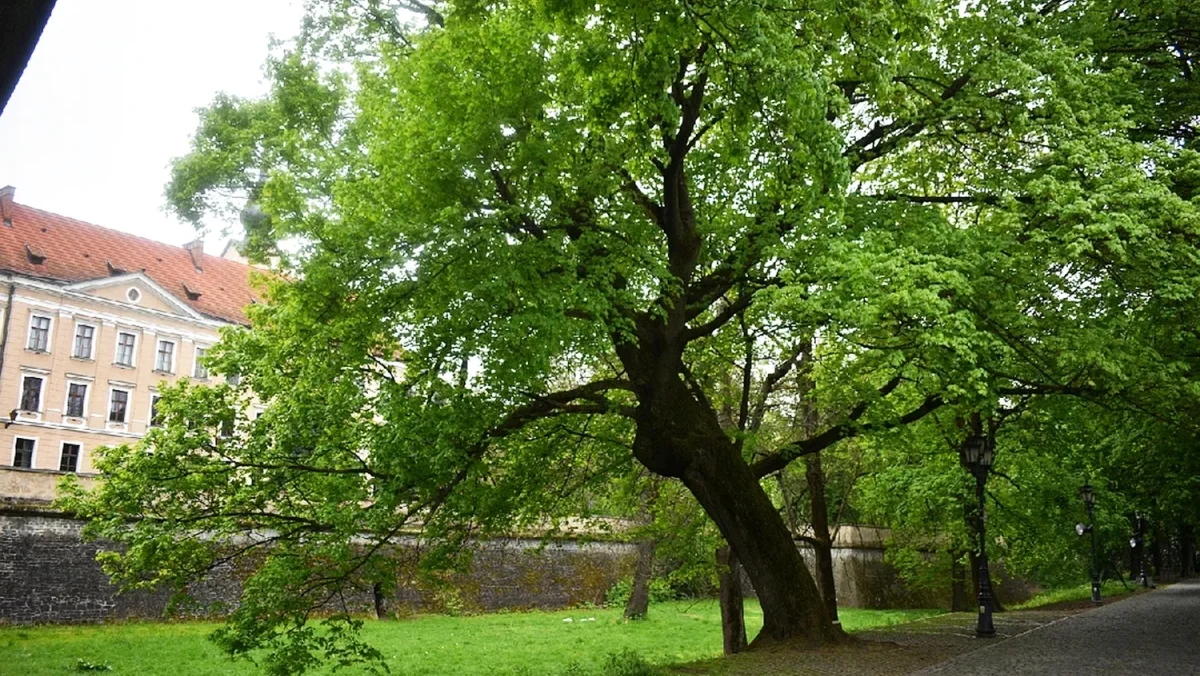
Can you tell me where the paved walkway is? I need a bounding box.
[914,580,1200,675]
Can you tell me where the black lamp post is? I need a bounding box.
[959,430,996,638]
[1076,482,1102,604]
[1131,513,1151,589]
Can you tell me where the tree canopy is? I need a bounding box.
[62,0,1200,672]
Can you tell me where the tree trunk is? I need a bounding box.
[805,452,840,623]
[679,443,836,647]
[625,538,657,620]
[717,545,748,655]
[950,551,970,612]
[372,582,388,620]
[962,470,1004,613]
[621,339,834,646]
[967,546,1006,612]
[1152,522,1165,579]
[1181,524,1195,578]
[624,479,661,620]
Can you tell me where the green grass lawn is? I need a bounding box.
[0,602,941,676]
[1009,580,1138,610]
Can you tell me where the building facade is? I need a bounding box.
[0,186,256,506]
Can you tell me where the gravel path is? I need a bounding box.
[913,579,1200,675]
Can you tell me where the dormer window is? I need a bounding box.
[182,283,202,301]
[24,243,46,265]
[106,260,126,276]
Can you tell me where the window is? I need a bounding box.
[12,438,34,468]
[59,443,81,473]
[19,376,42,411]
[155,340,175,373]
[66,382,88,418]
[193,347,209,379]
[126,287,141,303]
[115,332,136,366]
[108,389,130,423]
[27,315,51,351]
[73,323,95,359]
[149,395,162,427]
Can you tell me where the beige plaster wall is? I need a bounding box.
[0,277,231,502]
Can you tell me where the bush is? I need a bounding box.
[602,650,659,676]
[604,578,675,608]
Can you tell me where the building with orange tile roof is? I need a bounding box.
[0,186,257,506]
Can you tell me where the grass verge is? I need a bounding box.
[1009,580,1139,610]
[0,601,941,676]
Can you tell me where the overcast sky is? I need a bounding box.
[0,0,304,253]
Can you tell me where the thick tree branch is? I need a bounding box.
[682,288,756,341]
[864,192,1001,206]
[752,391,944,478]
[394,0,444,27]
[747,342,808,434]
[490,167,546,240]
[844,72,972,169]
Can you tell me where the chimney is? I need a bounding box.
[0,186,14,227]
[183,239,204,271]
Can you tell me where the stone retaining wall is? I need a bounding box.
[0,511,642,624]
[0,511,960,624]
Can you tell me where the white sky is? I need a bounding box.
[0,0,305,253]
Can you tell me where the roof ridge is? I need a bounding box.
[12,201,253,273]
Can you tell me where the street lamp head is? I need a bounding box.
[1076,522,1088,537]
[960,434,988,470]
[1080,481,1096,508]
[1130,537,1138,549]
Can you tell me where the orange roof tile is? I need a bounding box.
[0,201,257,325]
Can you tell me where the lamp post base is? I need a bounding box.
[975,614,996,638]
[1091,580,1103,604]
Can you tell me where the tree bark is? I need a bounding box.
[1180,524,1195,578]
[717,545,748,655]
[1152,522,1165,579]
[619,324,835,646]
[950,551,970,612]
[372,582,388,620]
[624,479,661,620]
[966,521,1005,612]
[625,538,657,620]
[679,442,836,647]
[805,452,840,623]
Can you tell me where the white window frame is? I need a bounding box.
[107,386,132,425]
[154,338,177,374]
[11,436,37,469]
[19,374,44,412]
[26,313,53,353]
[193,345,210,379]
[72,320,98,360]
[113,330,139,367]
[58,440,83,473]
[62,380,90,422]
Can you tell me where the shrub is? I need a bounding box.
[604,578,675,607]
[602,650,658,676]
